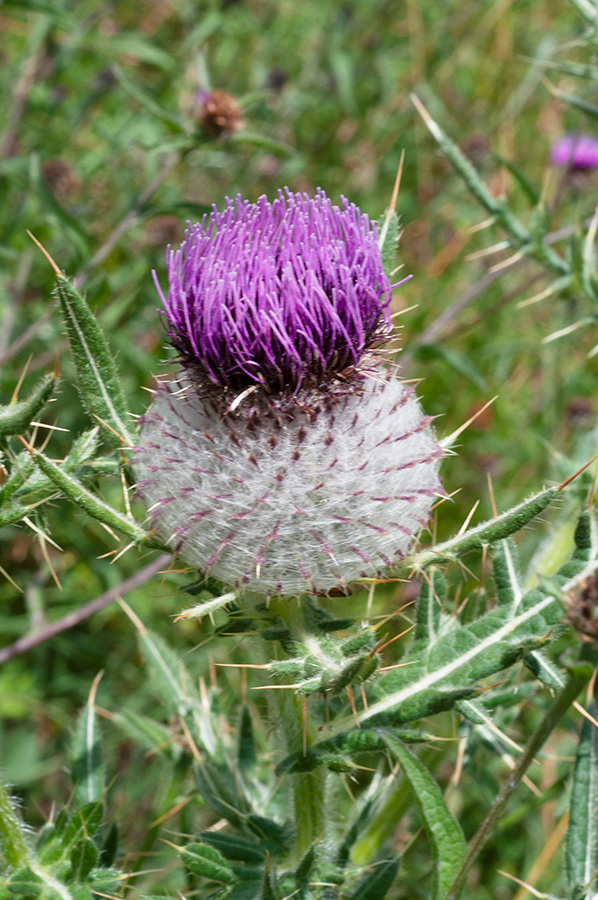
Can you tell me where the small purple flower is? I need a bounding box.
[551,134,598,171]
[136,190,443,597]
[154,189,393,395]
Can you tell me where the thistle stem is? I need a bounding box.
[267,598,327,860]
[0,778,31,869]
[445,672,588,900]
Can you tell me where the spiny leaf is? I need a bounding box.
[23,444,151,545]
[566,703,598,899]
[378,733,465,900]
[524,650,565,690]
[53,273,133,447]
[0,373,56,438]
[180,842,237,884]
[403,485,558,574]
[292,512,598,768]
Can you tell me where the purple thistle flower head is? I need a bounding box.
[154,189,393,397]
[551,134,598,171]
[136,189,443,598]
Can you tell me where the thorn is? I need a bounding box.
[517,282,557,309]
[29,421,69,432]
[150,796,193,828]
[496,870,547,898]
[456,499,480,537]
[556,453,598,492]
[93,414,132,449]
[486,471,497,517]
[179,715,202,762]
[16,434,34,454]
[0,563,22,592]
[215,662,270,669]
[573,700,598,731]
[22,516,63,551]
[371,624,414,657]
[441,396,498,449]
[378,660,419,672]
[11,353,33,403]
[26,231,62,276]
[346,685,360,728]
[117,597,146,634]
[368,598,417,631]
[360,684,368,712]
[89,670,104,708]
[378,149,405,251]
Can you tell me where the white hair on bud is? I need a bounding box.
[134,372,443,597]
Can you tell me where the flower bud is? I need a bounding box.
[135,190,443,597]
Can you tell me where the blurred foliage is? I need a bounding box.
[3,0,598,897]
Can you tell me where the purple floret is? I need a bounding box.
[154,188,393,394]
[551,134,598,171]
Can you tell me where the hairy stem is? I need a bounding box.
[267,598,327,860]
[0,778,31,869]
[445,672,588,899]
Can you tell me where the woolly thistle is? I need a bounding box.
[135,189,443,596]
[551,133,598,171]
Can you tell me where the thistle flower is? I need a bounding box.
[135,190,443,597]
[551,134,598,171]
[195,88,244,138]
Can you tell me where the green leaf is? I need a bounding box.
[71,678,104,808]
[492,539,523,610]
[111,709,173,755]
[524,650,565,690]
[378,210,399,280]
[259,866,279,900]
[113,65,186,128]
[0,374,56,438]
[229,131,293,156]
[416,344,487,391]
[53,274,133,447]
[347,858,400,900]
[494,153,540,204]
[179,842,237,884]
[566,703,598,899]
[68,837,98,882]
[379,734,465,900]
[237,705,257,771]
[414,568,445,641]
[200,832,265,864]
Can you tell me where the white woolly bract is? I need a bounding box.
[134,374,443,596]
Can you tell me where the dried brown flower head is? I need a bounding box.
[197,89,244,138]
